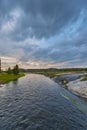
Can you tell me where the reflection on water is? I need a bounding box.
[0,74,87,130]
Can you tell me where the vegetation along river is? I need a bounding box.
[0,74,87,130]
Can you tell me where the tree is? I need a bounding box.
[13,65,19,75]
[7,67,12,74]
[0,58,1,73]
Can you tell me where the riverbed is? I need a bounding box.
[0,74,87,130]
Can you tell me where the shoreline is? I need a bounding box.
[68,78,87,100]
[53,73,87,100]
[1,72,87,100]
[0,73,25,86]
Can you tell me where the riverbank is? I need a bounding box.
[0,73,25,84]
[26,68,87,78]
[53,73,87,100]
[0,74,87,130]
[68,75,87,99]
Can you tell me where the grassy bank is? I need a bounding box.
[0,73,25,84]
[21,68,87,78]
[37,71,82,78]
[38,72,69,78]
[81,75,87,81]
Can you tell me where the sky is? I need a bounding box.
[0,0,87,69]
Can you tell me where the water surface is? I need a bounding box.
[0,74,87,130]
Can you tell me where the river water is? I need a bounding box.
[0,74,87,130]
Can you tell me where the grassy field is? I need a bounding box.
[23,68,87,78]
[0,73,25,84]
[37,71,65,78]
[81,75,87,81]
[36,70,84,78]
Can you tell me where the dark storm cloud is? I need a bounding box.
[0,0,87,68]
[25,27,87,65]
[0,0,85,40]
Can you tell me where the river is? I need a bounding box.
[0,74,87,130]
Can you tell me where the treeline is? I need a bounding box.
[20,68,87,73]
[6,65,19,75]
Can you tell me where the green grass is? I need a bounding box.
[0,73,25,84]
[27,69,87,79]
[38,71,58,78]
[37,70,80,78]
[81,75,87,81]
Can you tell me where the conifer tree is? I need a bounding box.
[13,65,19,74]
[0,58,1,73]
[7,67,12,74]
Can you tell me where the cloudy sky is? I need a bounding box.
[0,0,87,69]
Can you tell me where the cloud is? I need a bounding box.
[1,56,18,70]
[0,0,87,68]
[0,0,84,39]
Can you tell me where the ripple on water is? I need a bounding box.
[0,74,87,130]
